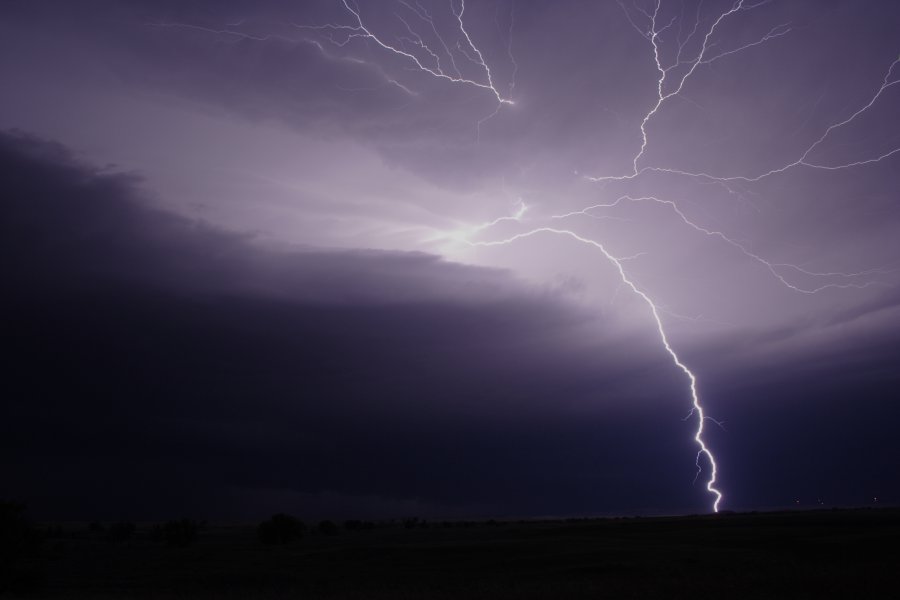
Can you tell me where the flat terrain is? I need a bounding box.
[8,509,900,599]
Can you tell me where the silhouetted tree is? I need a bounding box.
[344,519,375,531]
[317,520,339,536]
[43,524,65,539]
[106,522,136,543]
[161,519,199,548]
[0,502,43,593]
[258,514,306,545]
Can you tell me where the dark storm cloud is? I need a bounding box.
[2,130,713,519]
[0,130,537,306]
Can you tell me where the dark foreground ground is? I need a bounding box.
[5,508,900,599]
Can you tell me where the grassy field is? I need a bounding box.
[7,508,900,599]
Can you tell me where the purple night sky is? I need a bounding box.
[2,0,899,520]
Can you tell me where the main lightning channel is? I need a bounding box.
[467,227,723,512]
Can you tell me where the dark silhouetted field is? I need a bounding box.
[9,508,900,599]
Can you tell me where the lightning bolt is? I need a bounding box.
[591,0,899,183]
[466,226,723,512]
[157,1,897,514]
[425,1,893,513]
[610,0,791,178]
[152,2,517,129]
[297,0,515,107]
[551,195,889,294]
[448,186,880,513]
